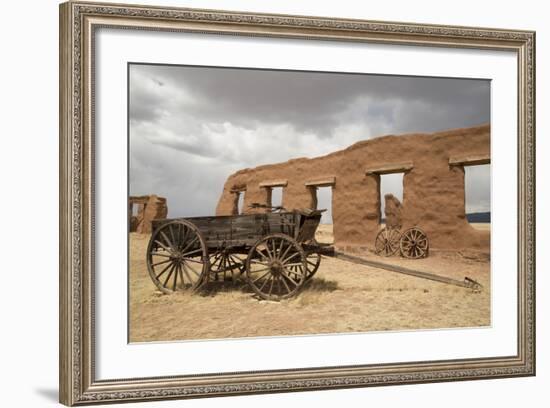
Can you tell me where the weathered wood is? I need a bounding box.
[365,161,414,174]
[152,212,318,250]
[333,251,482,291]
[259,179,288,188]
[448,154,490,166]
[304,176,336,187]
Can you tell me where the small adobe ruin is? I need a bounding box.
[129,195,168,233]
[216,124,490,252]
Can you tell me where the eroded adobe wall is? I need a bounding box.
[130,195,168,234]
[215,124,490,252]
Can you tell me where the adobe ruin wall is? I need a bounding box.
[215,124,490,252]
[129,195,168,234]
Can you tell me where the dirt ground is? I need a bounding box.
[129,224,490,342]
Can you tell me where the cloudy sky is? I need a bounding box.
[129,64,491,222]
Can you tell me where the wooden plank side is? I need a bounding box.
[151,212,298,248]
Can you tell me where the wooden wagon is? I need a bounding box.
[146,208,330,301]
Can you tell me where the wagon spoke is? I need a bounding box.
[252,270,271,284]
[155,261,173,280]
[151,251,172,258]
[154,240,173,253]
[177,264,185,288]
[178,225,188,250]
[180,236,198,254]
[280,274,292,293]
[280,242,293,260]
[182,257,204,264]
[249,267,270,274]
[222,256,228,280]
[181,248,202,257]
[163,264,175,287]
[284,262,304,267]
[250,259,268,266]
[265,240,275,260]
[210,252,222,267]
[160,231,175,251]
[181,262,194,283]
[172,264,179,291]
[278,238,285,254]
[151,258,172,267]
[254,247,270,261]
[281,271,299,287]
[258,275,272,292]
[282,251,300,264]
[271,238,280,256]
[183,261,202,277]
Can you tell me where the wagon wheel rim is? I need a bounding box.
[374,227,401,256]
[245,234,307,301]
[146,220,209,294]
[288,251,321,282]
[209,250,245,282]
[399,227,429,259]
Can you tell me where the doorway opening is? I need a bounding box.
[237,191,245,214]
[464,164,491,226]
[315,186,333,224]
[270,187,284,210]
[379,173,404,225]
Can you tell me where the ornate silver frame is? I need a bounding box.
[59,1,536,405]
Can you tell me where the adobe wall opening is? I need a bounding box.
[128,195,168,233]
[464,164,491,225]
[449,154,491,226]
[230,187,246,215]
[305,177,335,224]
[270,187,284,209]
[379,173,404,225]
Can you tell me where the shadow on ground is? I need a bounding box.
[303,277,339,292]
[197,276,340,298]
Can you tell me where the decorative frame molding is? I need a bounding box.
[59,1,535,405]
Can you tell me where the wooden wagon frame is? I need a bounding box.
[146,208,331,301]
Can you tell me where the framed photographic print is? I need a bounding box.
[59,1,536,405]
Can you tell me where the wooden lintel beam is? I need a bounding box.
[259,179,288,188]
[365,162,414,175]
[304,176,336,187]
[449,154,490,166]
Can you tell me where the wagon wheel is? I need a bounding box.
[374,227,401,256]
[399,227,429,259]
[209,250,245,282]
[146,220,209,294]
[245,234,307,301]
[287,251,321,282]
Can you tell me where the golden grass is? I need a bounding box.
[129,228,491,342]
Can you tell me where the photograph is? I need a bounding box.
[128,64,491,343]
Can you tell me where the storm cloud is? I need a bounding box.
[129,64,491,221]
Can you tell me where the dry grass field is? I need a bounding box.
[129,224,490,342]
